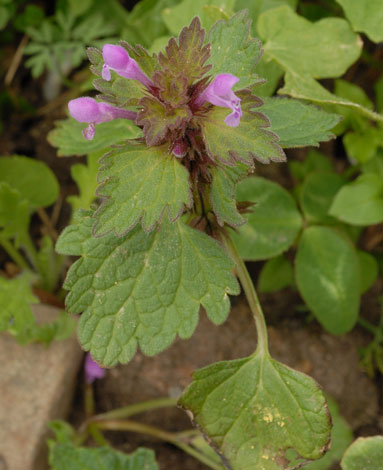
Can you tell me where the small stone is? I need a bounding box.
[0,304,83,470]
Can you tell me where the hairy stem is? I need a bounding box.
[0,238,31,271]
[95,419,223,470]
[221,229,269,355]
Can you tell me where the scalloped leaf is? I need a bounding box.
[207,10,263,89]
[56,211,239,366]
[179,352,331,470]
[93,143,192,236]
[201,91,285,166]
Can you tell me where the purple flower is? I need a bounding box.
[68,97,137,140]
[195,73,242,127]
[85,353,106,384]
[102,44,154,89]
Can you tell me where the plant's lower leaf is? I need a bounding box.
[336,0,383,43]
[56,211,239,366]
[93,143,192,236]
[257,255,294,293]
[357,251,379,294]
[0,183,30,245]
[341,436,383,470]
[179,352,331,470]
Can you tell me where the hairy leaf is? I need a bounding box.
[56,211,239,366]
[261,98,341,148]
[0,155,59,208]
[232,177,302,260]
[179,352,331,470]
[341,436,383,470]
[207,10,263,89]
[296,226,360,334]
[329,173,383,226]
[210,163,249,227]
[201,91,285,166]
[48,118,141,157]
[93,144,192,236]
[336,0,383,43]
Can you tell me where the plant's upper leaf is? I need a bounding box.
[261,97,341,148]
[56,211,239,366]
[49,442,158,470]
[207,10,263,89]
[155,17,211,91]
[296,226,360,334]
[329,173,383,226]
[232,177,302,260]
[341,436,383,470]
[122,42,158,78]
[258,6,361,79]
[280,73,383,123]
[162,0,235,35]
[48,118,141,157]
[210,162,250,227]
[137,97,192,146]
[201,91,285,166]
[179,352,331,470]
[93,143,192,236]
[0,155,59,208]
[336,0,383,43]
[0,183,30,244]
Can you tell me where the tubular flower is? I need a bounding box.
[195,73,242,127]
[68,97,137,140]
[102,44,154,89]
[84,353,106,384]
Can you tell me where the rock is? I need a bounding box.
[0,304,83,470]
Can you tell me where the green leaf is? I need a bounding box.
[329,173,383,225]
[49,443,158,470]
[56,211,239,366]
[232,177,302,260]
[254,59,284,97]
[67,152,101,213]
[299,171,345,223]
[36,235,64,293]
[0,155,59,208]
[288,150,333,182]
[0,274,38,337]
[201,91,285,166]
[162,0,235,35]
[258,6,361,79]
[210,163,249,227]
[336,0,383,43]
[280,73,383,123]
[48,117,141,157]
[207,10,264,89]
[0,183,30,243]
[261,97,341,148]
[358,251,379,294]
[343,128,381,164]
[341,436,383,470]
[257,255,294,293]
[296,226,360,334]
[304,396,353,470]
[179,352,331,470]
[93,144,192,236]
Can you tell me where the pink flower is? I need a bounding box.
[102,44,154,89]
[195,73,242,127]
[85,353,106,384]
[68,97,137,140]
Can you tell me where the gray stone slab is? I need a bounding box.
[0,304,83,470]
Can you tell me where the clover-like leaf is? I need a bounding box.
[207,10,263,89]
[179,352,331,470]
[336,0,383,43]
[56,211,239,366]
[93,143,192,236]
[48,117,141,157]
[341,436,383,470]
[296,226,360,334]
[261,98,341,148]
[0,183,30,243]
[210,163,250,227]
[201,91,285,166]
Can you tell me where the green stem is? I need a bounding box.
[84,383,95,418]
[93,397,178,421]
[358,317,378,337]
[21,233,39,270]
[95,419,223,470]
[88,423,110,446]
[0,238,31,271]
[221,229,269,355]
